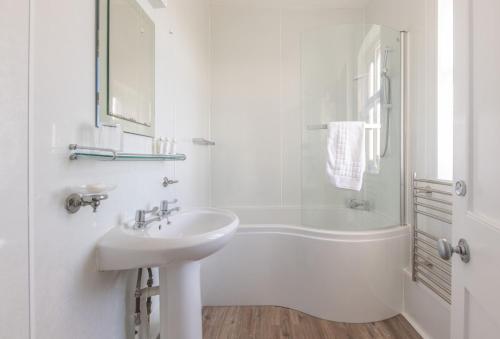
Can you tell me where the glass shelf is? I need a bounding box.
[68,144,187,161]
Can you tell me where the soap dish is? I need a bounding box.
[72,184,117,195]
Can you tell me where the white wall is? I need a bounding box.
[209,1,365,218]
[29,0,210,338]
[365,0,439,180]
[0,1,30,338]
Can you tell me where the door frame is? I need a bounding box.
[452,0,472,337]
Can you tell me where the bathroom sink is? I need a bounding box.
[97,208,239,271]
[97,207,239,339]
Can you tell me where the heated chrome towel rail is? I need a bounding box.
[306,123,381,130]
[412,174,453,304]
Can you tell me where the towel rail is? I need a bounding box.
[413,178,453,186]
[414,201,452,215]
[415,243,449,264]
[412,174,453,304]
[415,266,451,289]
[414,187,452,196]
[306,123,381,130]
[414,209,452,224]
[415,269,451,294]
[416,275,452,304]
[416,260,451,282]
[415,257,451,276]
[414,193,453,206]
[415,228,439,241]
[415,236,437,249]
[192,138,215,146]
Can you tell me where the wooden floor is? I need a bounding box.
[202,306,422,339]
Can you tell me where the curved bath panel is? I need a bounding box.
[201,224,410,323]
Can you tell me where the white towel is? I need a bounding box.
[326,121,366,191]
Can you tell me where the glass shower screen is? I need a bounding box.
[300,24,402,231]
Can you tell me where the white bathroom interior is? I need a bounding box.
[3,0,500,338]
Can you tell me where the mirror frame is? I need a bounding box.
[95,0,156,138]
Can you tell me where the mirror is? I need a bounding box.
[96,0,155,137]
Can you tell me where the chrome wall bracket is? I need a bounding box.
[192,138,215,146]
[65,193,108,214]
[69,144,117,160]
[454,180,467,196]
[162,177,179,187]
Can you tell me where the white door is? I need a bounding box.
[0,0,30,338]
[450,0,500,338]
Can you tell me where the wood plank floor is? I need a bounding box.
[202,306,422,339]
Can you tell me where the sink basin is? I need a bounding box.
[97,208,239,271]
[96,208,239,339]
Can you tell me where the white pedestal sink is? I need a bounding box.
[97,208,239,339]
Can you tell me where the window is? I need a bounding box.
[357,26,382,173]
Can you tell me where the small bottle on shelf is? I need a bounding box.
[163,138,171,155]
[154,138,163,154]
[170,138,177,154]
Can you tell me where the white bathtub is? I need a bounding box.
[201,208,410,323]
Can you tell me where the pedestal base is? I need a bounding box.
[159,261,202,339]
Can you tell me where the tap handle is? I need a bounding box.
[160,199,178,211]
[136,207,159,221]
[135,210,147,222]
[146,206,159,214]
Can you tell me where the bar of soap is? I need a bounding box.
[87,184,108,193]
[73,184,116,194]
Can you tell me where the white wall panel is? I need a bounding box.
[0,1,30,338]
[210,3,364,209]
[210,4,282,206]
